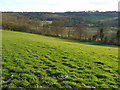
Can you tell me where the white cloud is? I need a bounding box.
[0,0,119,12]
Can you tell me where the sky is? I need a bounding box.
[0,0,119,12]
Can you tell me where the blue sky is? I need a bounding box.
[0,0,119,12]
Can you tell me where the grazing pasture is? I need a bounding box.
[2,30,119,88]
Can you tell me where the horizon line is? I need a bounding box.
[1,10,118,13]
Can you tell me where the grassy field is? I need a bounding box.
[2,30,119,88]
[41,21,52,26]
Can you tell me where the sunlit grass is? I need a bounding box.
[2,30,119,88]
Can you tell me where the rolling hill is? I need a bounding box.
[2,30,119,88]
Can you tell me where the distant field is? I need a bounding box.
[41,21,52,26]
[2,30,119,88]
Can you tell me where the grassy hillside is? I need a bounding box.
[2,30,119,88]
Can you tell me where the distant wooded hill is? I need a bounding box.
[3,11,117,20]
[2,11,119,45]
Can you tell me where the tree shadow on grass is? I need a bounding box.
[56,37,118,48]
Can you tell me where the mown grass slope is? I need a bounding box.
[2,30,119,88]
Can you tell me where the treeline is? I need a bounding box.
[4,11,117,20]
[2,13,119,45]
[3,11,118,27]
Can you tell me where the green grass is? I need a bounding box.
[41,21,52,26]
[2,30,119,88]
